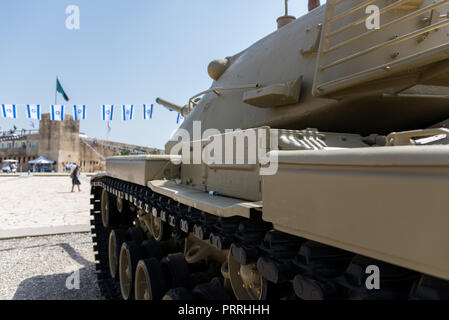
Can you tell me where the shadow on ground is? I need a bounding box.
[12,243,102,300]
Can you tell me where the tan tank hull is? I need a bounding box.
[263,146,449,281]
[91,1,449,300]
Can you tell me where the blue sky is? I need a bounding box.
[0,0,313,149]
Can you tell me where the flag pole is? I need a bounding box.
[54,77,57,105]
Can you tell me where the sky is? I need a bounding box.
[0,0,315,150]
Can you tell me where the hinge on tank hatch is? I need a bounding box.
[417,9,441,43]
[243,76,303,108]
[300,24,323,57]
[188,84,260,112]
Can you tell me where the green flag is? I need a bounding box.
[56,78,69,101]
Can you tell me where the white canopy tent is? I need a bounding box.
[28,156,55,165]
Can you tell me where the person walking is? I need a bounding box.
[71,164,81,192]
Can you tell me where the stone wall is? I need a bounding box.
[0,133,40,171]
[38,113,80,172]
[0,114,161,172]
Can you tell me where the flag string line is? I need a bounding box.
[80,138,107,160]
[81,137,148,155]
[0,104,182,122]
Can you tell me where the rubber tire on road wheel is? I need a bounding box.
[109,229,127,280]
[119,241,142,300]
[151,217,172,241]
[141,239,163,260]
[134,258,167,300]
[161,253,193,290]
[101,189,119,228]
[163,288,194,300]
[127,227,145,244]
[192,279,232,300]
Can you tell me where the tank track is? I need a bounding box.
[90,187,123,300]
[90,176,449,300]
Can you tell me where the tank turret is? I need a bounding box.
[166,0,449,149]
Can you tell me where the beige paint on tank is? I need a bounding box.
[104,1,449,284]
[263,145,449,281]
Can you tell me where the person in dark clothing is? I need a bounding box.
[71,165,81,192]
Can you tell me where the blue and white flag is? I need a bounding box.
[1,104,16,119]
[50,105,64,121]
[177,113,185,124]
[73,105,86,120]
[26,105,41,120]
[123,105,133,121]
[143,104,153,120]
[103,105,114,121]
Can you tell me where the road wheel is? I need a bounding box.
[119,241,142,300]
[116,196,124,213]
[192,278,232,300]
[127,227,145,244]
[161,253,193,289]
[162,288,194,300]
[229,256,268,300]
[108,229,127,279]
[101,189,118,228]
[151,216,172,241]
[141,239,163,260]
[134,258,167,300]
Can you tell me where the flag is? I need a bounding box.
[176,113,185,124]
[103,105,114,121]
[2,104,16,118]
[51,105,64,121]
[73,105,86,120]
[143,104,153,120]
[123,104,133,121]
[56,78,69,101]
[27,104,41,120]
[107,121,111,133]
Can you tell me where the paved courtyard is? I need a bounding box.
[0,175,91,231]
[0,175,100,300]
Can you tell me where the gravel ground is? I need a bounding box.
[0,232,103,300]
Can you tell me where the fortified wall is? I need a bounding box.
[0,113,160,172]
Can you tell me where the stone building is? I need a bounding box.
[0,113,160,172]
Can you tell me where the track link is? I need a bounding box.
[90,177,449,300]
[90,185,122,300]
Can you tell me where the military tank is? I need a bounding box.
[90,0,449,300]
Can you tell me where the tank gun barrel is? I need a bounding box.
[155,98,189,117]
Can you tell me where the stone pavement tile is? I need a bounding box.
[0,176,91,231]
